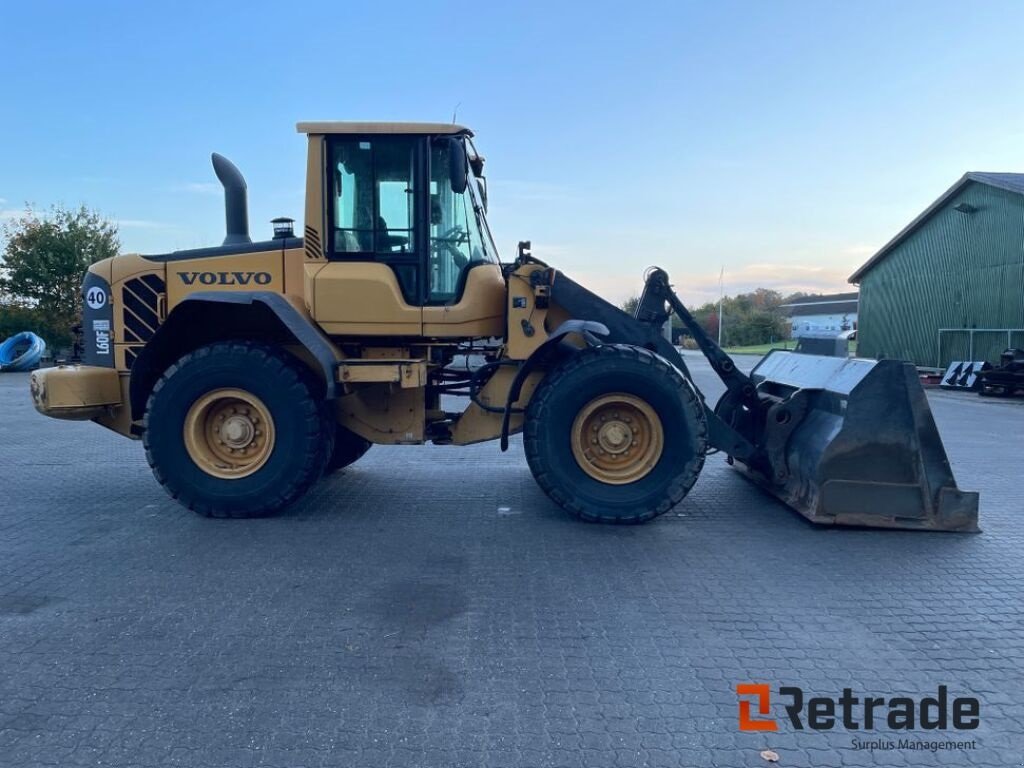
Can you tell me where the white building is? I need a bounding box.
[782,292,859,338]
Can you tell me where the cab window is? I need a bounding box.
[428,139,496,304]
[330,138,418,302]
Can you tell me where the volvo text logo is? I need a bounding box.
[177,271,272,286]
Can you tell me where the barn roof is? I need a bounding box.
[848,172,1024,283]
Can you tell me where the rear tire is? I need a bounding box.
[524,344,707,523]
[143,342,332,518]
[326,425,372,473]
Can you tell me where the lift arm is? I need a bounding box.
[546,267,760,461]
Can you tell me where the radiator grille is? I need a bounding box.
[121,274,165,350]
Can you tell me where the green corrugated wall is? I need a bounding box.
[857,182,1024,368]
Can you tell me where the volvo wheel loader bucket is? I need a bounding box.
[730,351,979,532]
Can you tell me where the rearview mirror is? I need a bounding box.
[477,176,488,212]
[448,138,468,194]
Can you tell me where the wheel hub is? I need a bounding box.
[597,420,633,453]
[571,393,664,485]
[183,389,275,479]
[221,413,256,448]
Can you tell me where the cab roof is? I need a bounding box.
[296,121,472,136]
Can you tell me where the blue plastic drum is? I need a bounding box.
[0,331,47,372]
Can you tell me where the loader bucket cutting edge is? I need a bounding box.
[729,351,980,532]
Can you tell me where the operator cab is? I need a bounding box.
[299,122,504,337]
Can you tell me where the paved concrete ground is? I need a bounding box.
[0,356,1021,768]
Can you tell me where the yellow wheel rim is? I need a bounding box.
[183,388,275,479]
[570,393,664,485]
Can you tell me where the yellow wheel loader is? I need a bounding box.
[30,122,979,530]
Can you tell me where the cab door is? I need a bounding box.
[311,135,424,336]
[421,137,505,339]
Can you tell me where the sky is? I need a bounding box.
[3,0,1024,306]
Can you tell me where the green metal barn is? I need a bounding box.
[850,173,1024,369]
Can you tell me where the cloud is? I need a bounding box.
[565,262,855,308]
[841,243,877,257]
[679,263,854,304]
[114,219,169,229]
[0,197,6,205]
[171,182,221,195]
[0,207,170,232]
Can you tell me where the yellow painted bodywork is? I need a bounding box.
[506,263,552,359]
[338,386,426,444]
[338,360,427,388]
[165,250,288,307]
[29,365,122,420]
[41,124,581,451]
[311,261,422,335]
[449,367,544,445]
[94,375,135,437]
[311,261,506,339]
[303,136,326,262]
[422,265,505,339]
[111,252,160,284]
[297,121,470,136]
[65,233,569,449]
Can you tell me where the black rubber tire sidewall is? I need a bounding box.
[525,345,706,523]
[144,343,326,517]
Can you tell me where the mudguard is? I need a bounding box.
[499,319,609,450]
[128,291,339,418]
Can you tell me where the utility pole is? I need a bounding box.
[717,267,724,347]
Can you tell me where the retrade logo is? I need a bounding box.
[737,684,778,732]
[736,684,980,732]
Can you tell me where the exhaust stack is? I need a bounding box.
[211,153,251,246]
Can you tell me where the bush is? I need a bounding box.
[0,205,118,349]
[0,303,41,341]
[689,289,791,347]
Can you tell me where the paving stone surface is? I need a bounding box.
[0,354,1021,767]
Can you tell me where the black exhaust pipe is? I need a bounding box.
[211,153,251,246]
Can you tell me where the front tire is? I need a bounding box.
[143,342,332,518]
[524,344,707,523]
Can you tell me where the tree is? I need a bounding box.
[704,309,720,342]
[0,205,119,348]
[624,288,795,347]
[0,302,40,344]
[684,289,790,348]
[621,294,640,316]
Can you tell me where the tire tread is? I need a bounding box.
[524,344,707,524]
[142,341,331,518]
